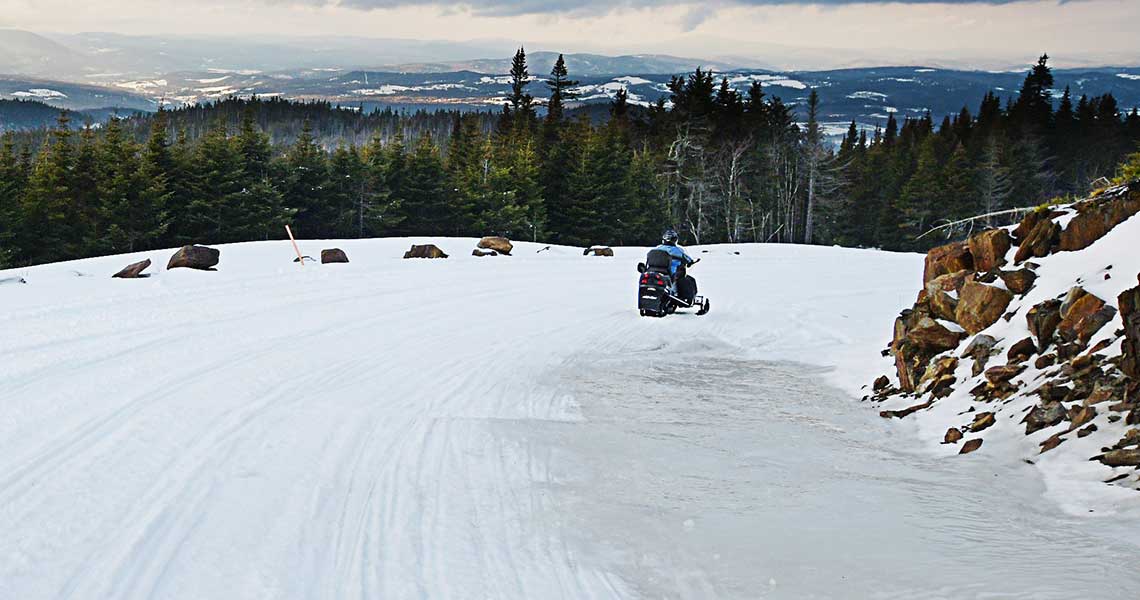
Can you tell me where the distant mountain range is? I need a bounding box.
[2,28,1140,137]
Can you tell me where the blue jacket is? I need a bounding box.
[655,243,693,276]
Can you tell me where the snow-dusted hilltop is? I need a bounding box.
[872,181,1140,515]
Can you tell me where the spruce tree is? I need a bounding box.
[20,113,82,264]
[544,54,578,124]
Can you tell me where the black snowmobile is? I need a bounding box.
[637,248,710,317]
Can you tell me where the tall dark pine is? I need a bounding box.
[504,47,535,126]
[544,54,578,124]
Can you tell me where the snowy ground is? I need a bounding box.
[2,239,1138,599]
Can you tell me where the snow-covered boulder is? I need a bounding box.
[923,240,972,283]
[955,280,1012,334]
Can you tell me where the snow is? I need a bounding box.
[914,68,937,73]
[612,76,652,86]
[726,74,809,90]
[3,238,1138,597]
[846,91,888,101]
[1116,73,1140,81]
[9,89,67,99]
[191,75,230,84]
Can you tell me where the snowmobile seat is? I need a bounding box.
[646,249,673,274]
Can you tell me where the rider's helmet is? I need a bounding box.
[661,229,679,245]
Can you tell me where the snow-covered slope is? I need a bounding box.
[1,239,922,599]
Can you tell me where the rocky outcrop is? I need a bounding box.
[968,229,1011,272]
[1058,185,1140,252]
[403,244,448,259]
[871,182,1140,492]
[955,281,1012,334]
[113,258,151,278]
[167,245,219,270]
[477,236,513,256]
[924,241,973,284]
[321,248,349,264]
[1119,278,1140,380]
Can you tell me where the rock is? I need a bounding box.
[999,268,1037,295]
[1034,354,1057,370]
[1027,299,1062,351]
[1119,282,1140,380]
[959,439,983,454]
[924,241,973,284]
[879,400,933,419]
[1057,291,1115,346]
[112,258,151,279]
[1059,185,1140,252]
[917,356,958,395]
[321,248,349,264]
[925,270,969,321]
[293,255,315,263]
[970,412,996,432]
[167,245,220,270]
[963,334,999,376]
[403,244,448,259]
[1077,424,1098,438]
[944,428,964,444]
[477,236,513,255]
[1024,402,1067,435]
[1114,429,1140,449]
[1067,405,1097,429]
[1006,337,1037,363]
[1095,449,1140,467]
[0,276,27,285]
[968,229,1012,272]
[583,246,615,257]
[1012,209,1058,244]
[985,364,1025,385]
[472,248,499,257]
[1086,382,1119,406]
[907,317,965,352]
[955,281,1013,335]
[1039,433,1065,453]
[873,375,890,392]
[1014,218,1059,264]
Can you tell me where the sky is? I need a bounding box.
[2,0,1138,68]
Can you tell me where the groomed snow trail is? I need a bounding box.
[2,239,1137,599]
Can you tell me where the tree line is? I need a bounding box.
[1,50,1139,268]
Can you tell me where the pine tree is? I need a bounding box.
[283,120,331,238]
[399,133,449,235]
[19,113,83,264]
[544,54,578,124]
[190,119,244,242]
[0,133,23,266]
[504,47,535,128]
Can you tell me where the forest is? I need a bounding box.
[1,51,1139,268]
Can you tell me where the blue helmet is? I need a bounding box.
[662,229,679,245]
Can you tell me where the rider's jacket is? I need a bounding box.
[654,243,694,277]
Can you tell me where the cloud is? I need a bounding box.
[327,0,1082,19]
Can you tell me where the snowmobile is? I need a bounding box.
[637,248,710,317]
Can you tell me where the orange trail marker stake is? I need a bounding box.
[285,225,304,266]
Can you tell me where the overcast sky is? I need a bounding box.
[3,0,1138,68]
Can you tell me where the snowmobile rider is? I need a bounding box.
[655,229,698,302]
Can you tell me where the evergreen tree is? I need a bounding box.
[283,120,331,238]
[19,113,82,264]
[544,54,578,124]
